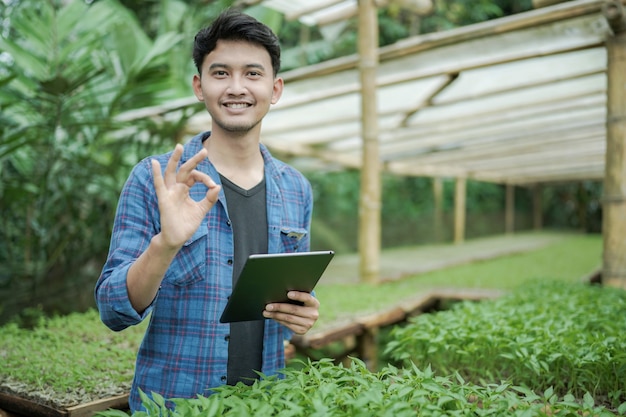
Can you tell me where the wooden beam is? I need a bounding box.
[602,22,626,289]
[245,18,608,135]
[357,0,382,284]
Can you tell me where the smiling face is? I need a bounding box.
[192,39,283,137]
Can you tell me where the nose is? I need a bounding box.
[227,74,247,95]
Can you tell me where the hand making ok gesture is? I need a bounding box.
[151,144,221,251]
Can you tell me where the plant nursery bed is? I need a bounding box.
[0,309,143,417]
[292,287,503,350]
[0,392,128,417]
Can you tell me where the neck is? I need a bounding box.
[204,132,265,190]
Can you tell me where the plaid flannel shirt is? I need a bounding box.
[95,132,312,411]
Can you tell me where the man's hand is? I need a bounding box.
[127,145,221,314]
[152,144,221,250]
[263,291,320,335]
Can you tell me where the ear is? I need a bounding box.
[192,74,203,101]
[271,77,284,105]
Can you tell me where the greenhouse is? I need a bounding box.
[1,0,625,416]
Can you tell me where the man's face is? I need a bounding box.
[192,39,283,135]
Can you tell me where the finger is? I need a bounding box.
[177,148,208,183]
[164,144,184,187]
[267,311,313,335]
[287,291,319,308]
[190,171,221,211]
[265,302,319,323]
[151,159,165,195]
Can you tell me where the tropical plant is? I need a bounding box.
[0,0,189,322]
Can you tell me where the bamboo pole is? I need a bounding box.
[533,184,543,230]
[602,1,626,289]
[454,177,466,244]
[357,0,382,284]
[433,177,444,242]
[505,184,515,234]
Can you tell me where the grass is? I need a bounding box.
[313,233,602,326]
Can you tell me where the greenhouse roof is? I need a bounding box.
[237,0,362,26]
[180,0,621,185]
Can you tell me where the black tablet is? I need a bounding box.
[219,250,335,323]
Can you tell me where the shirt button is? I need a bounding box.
[226,220,231,227]
[221,376,227,383]
[224,335,230,342]
[227,259,233,265]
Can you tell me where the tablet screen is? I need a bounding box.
[219,250,334,323]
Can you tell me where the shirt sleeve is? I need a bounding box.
[94,158,160,331]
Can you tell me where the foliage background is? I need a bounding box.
[0,0,602,324]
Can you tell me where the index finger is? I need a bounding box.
[176,148,208,182]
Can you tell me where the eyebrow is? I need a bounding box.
[208,63,267,72]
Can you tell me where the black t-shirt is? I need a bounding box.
[220,174,268,386]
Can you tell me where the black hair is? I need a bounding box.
[192,9,281,77]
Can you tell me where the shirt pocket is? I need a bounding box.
[280,227,308,252]
[163,225,208,286]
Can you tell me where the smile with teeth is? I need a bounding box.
[225,103,250,109]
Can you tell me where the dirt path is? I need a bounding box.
[319,231,572,285]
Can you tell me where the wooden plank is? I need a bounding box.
[399,293,440,315]
[0,392,65,417]
[429,288,505,301]
[291,322,364,350]
[0,407,23,417]
[0,391,128,417]
[65,395,128,417]
[357,307,405,329]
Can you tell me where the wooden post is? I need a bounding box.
[356,327,379,371]
[533,184,543,230]
[505,184,515,234]
[433,177,444,242]
[603,1,626,289]
[454,177,466,244]
[357,0,382,284]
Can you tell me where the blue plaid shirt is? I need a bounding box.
[95,132,312,412]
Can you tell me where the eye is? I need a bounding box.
[213,70,228,78]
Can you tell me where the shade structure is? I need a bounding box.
[189,0,615,186]
[148,0,625,287]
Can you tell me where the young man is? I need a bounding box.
[95,9,319,412]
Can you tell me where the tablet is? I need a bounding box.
[219,250,335,323]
